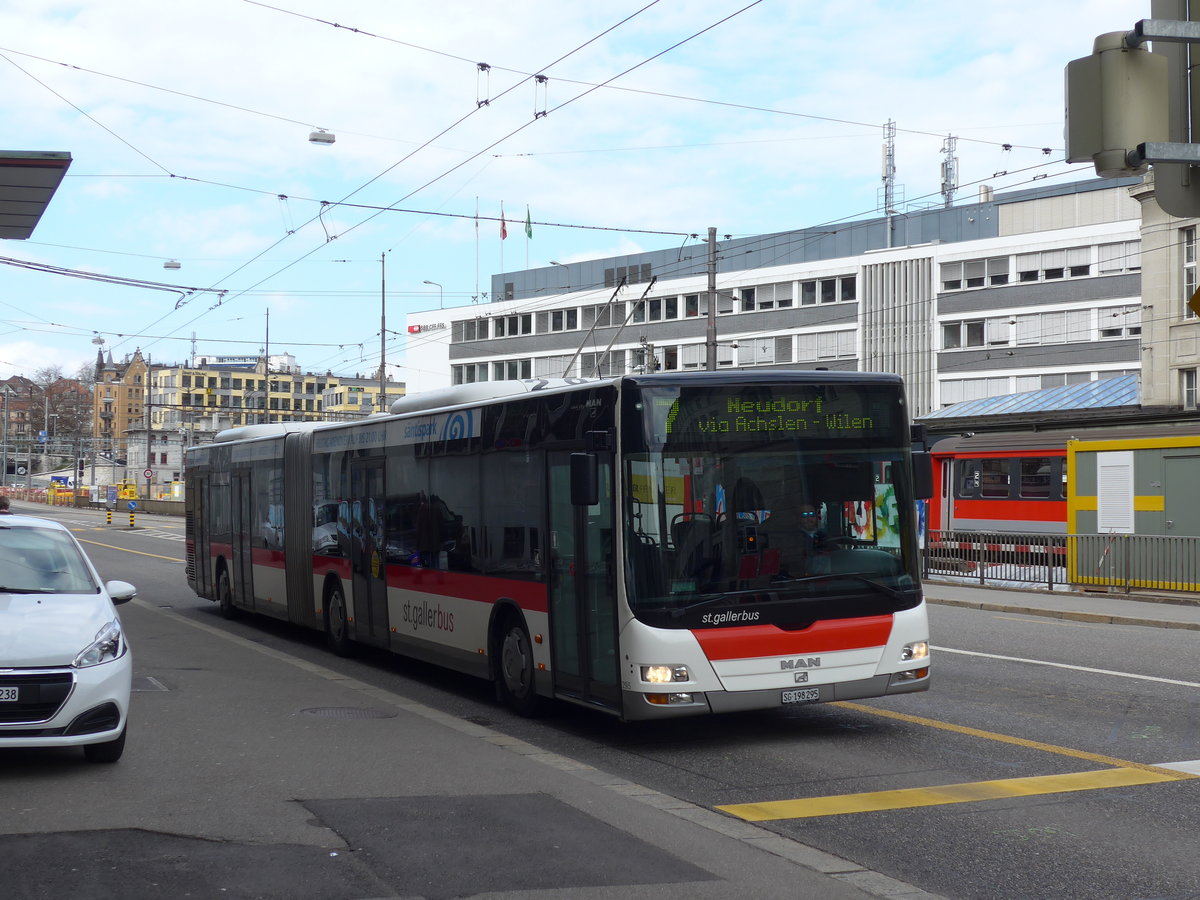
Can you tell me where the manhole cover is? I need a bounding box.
[300,707,397,719]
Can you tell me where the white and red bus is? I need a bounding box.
[185,372,932,719]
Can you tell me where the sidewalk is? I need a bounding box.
[924,579,1200,630]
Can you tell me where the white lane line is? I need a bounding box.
[934,646,1200,689]
[1155,760,1200,774]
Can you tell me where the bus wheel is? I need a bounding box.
[497,616,542,716]
[325,583,352,657]
[217,568,235,620]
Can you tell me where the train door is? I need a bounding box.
[231,470,254,610]
[546,451,620,710]
[350,457,389,646]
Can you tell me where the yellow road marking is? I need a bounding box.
[834,701,1187,776]
[716,702,1198,822]
[77,537,184,564]
[718,767,1187,821]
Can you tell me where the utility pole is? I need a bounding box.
[379,251,387,412]
[705,227,718,371]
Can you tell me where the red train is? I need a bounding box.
[928,431,1073,536]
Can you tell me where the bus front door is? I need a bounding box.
[350,458,389,647]
[547,452,620,710]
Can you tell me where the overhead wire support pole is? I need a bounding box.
[705,227,718,370]
[380,251,387,412]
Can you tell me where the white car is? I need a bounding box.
[0,515,135,763]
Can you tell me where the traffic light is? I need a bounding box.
[77,459,85,483]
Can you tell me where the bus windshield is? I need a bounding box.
[622,381,922,630]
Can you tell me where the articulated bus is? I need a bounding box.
[185,371,932,720]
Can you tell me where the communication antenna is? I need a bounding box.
[940,134,959,208]
[880,119,897,214]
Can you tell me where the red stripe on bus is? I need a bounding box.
[388,566,548,612]
[691,615,894,661]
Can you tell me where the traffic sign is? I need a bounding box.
[127,501,138,511]
[143,468,154,479]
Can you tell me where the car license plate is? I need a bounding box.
[782,687,820,704]
[0,687,18,702]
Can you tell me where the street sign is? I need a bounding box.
[143,468,153,479]
[127,501,138,511]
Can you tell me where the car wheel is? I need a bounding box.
[496,615,543,717]
[83,726,126,763]
[325,583,351,657]
[217,567,235,620]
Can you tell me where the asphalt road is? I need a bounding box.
[3,503,1198,900]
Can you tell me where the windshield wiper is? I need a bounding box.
[800,572,917,601]
[0,586,58,594]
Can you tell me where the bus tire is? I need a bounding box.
[324,582,352,657]
[496,614,543,717]
[217,567,236,620]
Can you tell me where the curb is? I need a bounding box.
[926,596,1200,631]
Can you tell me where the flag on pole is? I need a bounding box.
[525,206,533,239]
[500,204,508,240]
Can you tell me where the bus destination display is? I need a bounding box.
[663,389,897,441]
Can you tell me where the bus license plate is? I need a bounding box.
[0,687,18,702]
[782,687,820,704]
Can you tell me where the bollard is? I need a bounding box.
[129,512,135,529]
[106,509,112,526]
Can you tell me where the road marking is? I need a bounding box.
[77,537,184,563]
[834,702,1192,774]
[718,767,1187,821]
[717,702,1198,822]
[935,646,1200,689]
[1157,759,1200,775]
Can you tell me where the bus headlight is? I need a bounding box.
[641,665,690,684]
[900,641,929,662]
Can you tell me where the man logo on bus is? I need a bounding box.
[781,657,821,670]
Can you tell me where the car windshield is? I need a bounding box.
[0,526,100,594]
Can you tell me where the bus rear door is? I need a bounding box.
[350,457,389,646]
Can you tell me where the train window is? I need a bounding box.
[1019,458,1053,498]
[956,459,981,497]
[979,459,1011,498]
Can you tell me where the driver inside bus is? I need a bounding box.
[768,499,828,577]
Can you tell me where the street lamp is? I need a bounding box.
[549,260,569,290]
[423,280,443,309]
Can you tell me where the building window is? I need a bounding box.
[942,320,985,349]
[1183,368,1198,410]
[1184,227,1197,319]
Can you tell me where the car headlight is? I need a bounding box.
[900,641,929,662]
[74,619,127,668]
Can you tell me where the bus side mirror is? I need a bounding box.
[570,452,598,507]
[912,452,933,500]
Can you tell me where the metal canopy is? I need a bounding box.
[920,374,1141,421]
[0,151,72,240]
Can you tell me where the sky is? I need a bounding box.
[0,0,1144,388]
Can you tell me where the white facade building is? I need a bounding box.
[405,178,1145,417]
